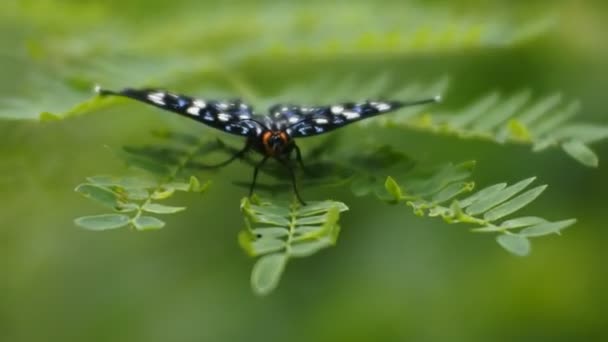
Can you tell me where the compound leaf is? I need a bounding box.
[240,197,348,295]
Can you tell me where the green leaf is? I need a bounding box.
[86,176,157,189]
[251,228,290,239]
[432,181,474,203]
[458,183,507,208]
[296,214,333,226]
[251,253,287,296]
[240,197,347,295]
[74,214,130,231]
[466,177,536,216]
[124,187,149,201]
[141,203,186,214]
[289,240,334,258]
[471,216,547,232]
[500,216,547,229]
[506,119,532,141]
[133,216,165,231]
[238,230,256,257]
[552,124,608,143]
[473,90,531,131]
[116,203,140,213]
[483,185,547,221]
[519,219,576,237]
[450,92,500,128]
[561,140,599,167]
[75,184,125,210]
[391,89,607,167]
[388,166,575,256]
[384,176,403,201]
[151,187,176,200]
[496,234,531,256]
[250,238,286,256]
[188,175,210,192]
[297,201,349,217]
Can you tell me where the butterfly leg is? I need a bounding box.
[293,144,310,175]
[249,155,270,198]
[277,158,307,206]
[198,143,251,169]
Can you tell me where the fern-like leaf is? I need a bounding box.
[239,196,348,295]
[384,172,576,256]
[0,0,556,120]
[392,90,608,167]
[75,175,208,231]
[74,131,219,230]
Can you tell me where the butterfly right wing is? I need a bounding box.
[281,97,440,138]
[96,87,263,137]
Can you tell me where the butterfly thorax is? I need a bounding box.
[256,130,292,157]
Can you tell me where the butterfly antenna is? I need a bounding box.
[400,95,442,107]
[94,85,120,96]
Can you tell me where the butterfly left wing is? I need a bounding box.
[96,87,263,136]
[284,97,440,138]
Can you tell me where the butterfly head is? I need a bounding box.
[262,130,290,156]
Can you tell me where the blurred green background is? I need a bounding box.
[1,0,607,341]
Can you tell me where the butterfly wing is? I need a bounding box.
[97,87,263,136]
[283,98,439,138]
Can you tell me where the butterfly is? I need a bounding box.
[96,86,441,204]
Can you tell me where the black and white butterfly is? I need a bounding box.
[96,86,441,204]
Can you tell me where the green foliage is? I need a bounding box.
[75,175,208,231]
[74,129,216,231]
[70,129,577,294]
[2,0,598,296]
[390,90,608,167]
[383,170,576,256]
[239,196,348,295]
[0,0,556,120]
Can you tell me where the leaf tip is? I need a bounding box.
[39,112,60,121]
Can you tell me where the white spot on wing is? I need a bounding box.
[375,103,391,111]
[193,99,206,108]
[186,106,200,116]
[331,105,344,114]
[343,110,360,120]
[315,118,329,124]
[217,113,231,122]
[288,116,300,124]
[148,92,166,105]
[238,114,250,119]
[217,102,229,110]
